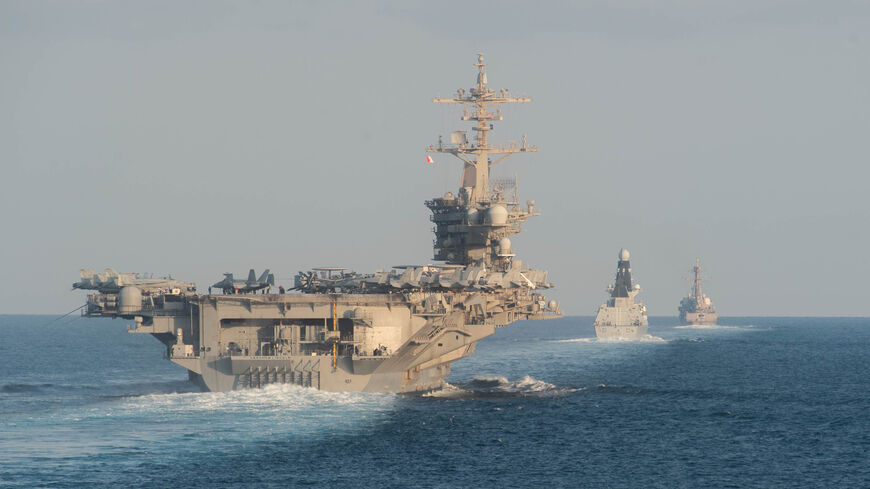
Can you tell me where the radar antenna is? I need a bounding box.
[425,55,540,271]
[427,54,537,203]
[684,258,710,299]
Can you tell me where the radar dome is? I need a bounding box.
[498,237,511,253]
[488,205,508,226]
[118,286,142,314]
[619,248,630,261]
[466,207,479,224]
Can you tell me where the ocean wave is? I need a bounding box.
[0,383,54,394]
[592,383,656,396]
[117,383,395,413]
[553,334,666,343]
[37,384,399,442]
[97,380,200,398]
[422,382,468,398]
[679,337,706,343]
[674,324,754,330]
[425,375,580,399]
[599,334,666,343]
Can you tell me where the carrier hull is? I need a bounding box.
[83,287,553,393]
[158,293,497,393]
[182,353,463,393]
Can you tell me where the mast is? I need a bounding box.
[612,250,633,298]
[427,54,537,203]
[425,55,540,271]
[691,258,704,299]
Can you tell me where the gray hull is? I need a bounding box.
[593,298,648,340]
[593,322,649,340]
[680,310,718,326]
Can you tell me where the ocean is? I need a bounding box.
[1,315,868,488]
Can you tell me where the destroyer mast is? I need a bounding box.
[679,258,718,325]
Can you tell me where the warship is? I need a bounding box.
[678,258,718,325]
[593,249,648,339]
[72,55,561,393]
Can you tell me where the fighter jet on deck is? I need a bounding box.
[73,268,196,294]
[212,269,275,294]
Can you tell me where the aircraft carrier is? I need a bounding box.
[73,55,561,393]
[593,249,649,339]
[678,258,718,325]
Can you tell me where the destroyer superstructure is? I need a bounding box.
[73,55,561,393]
[593,249,648,339]
[678,258,718,325]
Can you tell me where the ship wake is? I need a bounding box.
[553,335,667,343]
[674,324,755,330]
[93,384,394,438]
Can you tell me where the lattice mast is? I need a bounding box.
[428,54,537,203]
[690,258,705,299]
[425,55,540,272]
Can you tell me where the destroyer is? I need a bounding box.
[72,55,561,393]
[593,249,648,339]
[678,258,718,325]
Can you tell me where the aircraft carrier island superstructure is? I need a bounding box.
[73,55,561,393]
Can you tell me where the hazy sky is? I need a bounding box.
[2,1,868,316]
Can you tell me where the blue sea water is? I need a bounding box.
[1,315,868,488]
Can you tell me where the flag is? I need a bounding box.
[426,155,434,164]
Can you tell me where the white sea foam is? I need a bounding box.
[424,375,580,398]
[422,382,468,398]
[553,337,598,343]
[475,375,580,395]
[674,324,753,330]
[512,375,561,393]
[1,385,399,461]
[118,383,394,415]
[554,334,667,343]
[46,383,399,444]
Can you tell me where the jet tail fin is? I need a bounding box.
[257,269,271,283]
[247,269,257,284]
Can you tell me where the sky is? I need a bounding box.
[1,0,868,316]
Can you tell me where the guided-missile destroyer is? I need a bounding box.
[72,55,561,393]
[678,258,718,325]
[593,249,648,339]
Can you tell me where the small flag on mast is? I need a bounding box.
[425,155,434,164]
